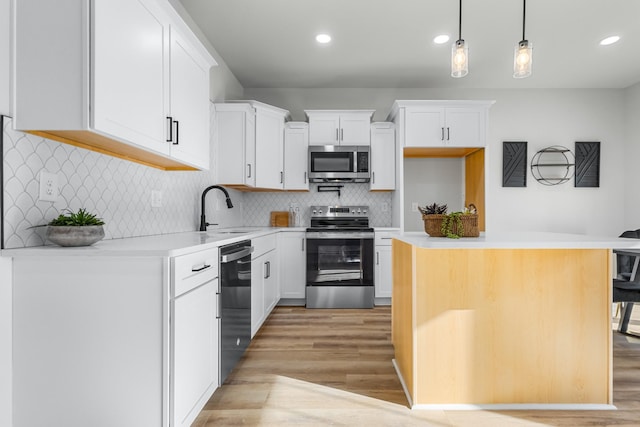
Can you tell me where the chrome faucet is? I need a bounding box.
[199,185,233,231]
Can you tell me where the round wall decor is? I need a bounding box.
[530,145,575,186]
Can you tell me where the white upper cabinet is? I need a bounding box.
[305,110,374,146]
[283,122,309,190]
[167,25,212,169]
[14,0,216,171]
[215,101,289,190]
[388,101,494,148]
[215,103,256,187]
[93,0,167,155]
[370,122,396,191]
[254,104,288,189]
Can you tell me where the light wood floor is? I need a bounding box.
[193,306,640,426]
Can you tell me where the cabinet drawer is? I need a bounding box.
[172,248,219,297]
[375,231,398,246]
[252,233,277,259]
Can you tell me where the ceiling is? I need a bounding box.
[178,0,640,90]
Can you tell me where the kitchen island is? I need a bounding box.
[392,232,640,410]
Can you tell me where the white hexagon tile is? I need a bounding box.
[3,114,391,249]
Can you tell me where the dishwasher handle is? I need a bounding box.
[220,246,254,263]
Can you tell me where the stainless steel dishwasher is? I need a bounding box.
[218,240,253,384]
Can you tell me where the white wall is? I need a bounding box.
[403,158,464,232]
[1,3,10,425]
[245,87,627,236]
[624,82,640,230]
[0,0,9,116]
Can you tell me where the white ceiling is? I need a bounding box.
[178,0,640,90]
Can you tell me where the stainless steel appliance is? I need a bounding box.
[306,206,374,308]
[308,145,370,182]
[218,240,253,384]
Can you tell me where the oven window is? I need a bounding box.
[306,237,374,286]
[311,152,353,172]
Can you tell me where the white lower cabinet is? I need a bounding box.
[278,231,307,302]
[375,231,397,303]
[12,256,168,427]
[171,248,219,427]
[12,247,221,427]
[251,234,279,337]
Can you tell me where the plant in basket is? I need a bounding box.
[440,204,479,239]
[418,203,448,237]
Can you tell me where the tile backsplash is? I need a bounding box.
[3,114,392,249]
[243,185,392,227]
[1,114,243,249]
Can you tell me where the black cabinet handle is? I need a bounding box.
[172,120,179,145]
[446,127,450,141]
[192,264,211,272]
[166,116,173,142]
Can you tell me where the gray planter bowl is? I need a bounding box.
[45,225,105,247]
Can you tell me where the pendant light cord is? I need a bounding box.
[522,0,526,41]
[458,0,463,40]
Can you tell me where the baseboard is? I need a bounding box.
[391,359,413,408]
[411,403,617,411]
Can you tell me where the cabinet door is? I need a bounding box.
[370,124,396,190]
[404,107,445,147]
[168,26,211,169]
[445,107,486,147]
[255,109,285,189]
[308,115,340,145]
[263,251,279,315]
[278,233,307,300]
[375,245,392,299]
[215,106,255,187]
[93,0,167,154]
[173,279,218,427]
[283,124,309,190]
[339,114,371,146]
[251,256,265,338]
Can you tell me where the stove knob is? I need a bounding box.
[363,209,368,214]
[318,209,323,215]
[312,209,317,215]
[356,208,361,214]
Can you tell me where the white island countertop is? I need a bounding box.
[394,231,640,250]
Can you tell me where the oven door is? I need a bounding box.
[306,232,374,286]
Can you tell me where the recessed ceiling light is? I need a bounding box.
[599,35,620,46]
[316,34,331,44]
[433,35,450,44]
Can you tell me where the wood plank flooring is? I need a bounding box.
[193,306,640,426]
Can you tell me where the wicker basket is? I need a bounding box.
[423,213,479,238]
[422,214,446,237]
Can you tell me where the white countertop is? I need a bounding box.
[393,231,640,250]
[1,227,304,258]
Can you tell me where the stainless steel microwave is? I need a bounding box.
[308,145,370,183]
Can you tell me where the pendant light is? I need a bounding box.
[513,0,532,78]
[451,0,468,78]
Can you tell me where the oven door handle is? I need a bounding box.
[306,232,374,240]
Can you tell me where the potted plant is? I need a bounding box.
[45,208,106,247]
[440,204,479,239]
[418,203,448,237]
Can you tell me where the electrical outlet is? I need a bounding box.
[38,171,59,202]
[411,202,419,212]
[151,190,162,208]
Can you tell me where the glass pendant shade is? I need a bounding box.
[513,40,532,78]
[451,39,468,78]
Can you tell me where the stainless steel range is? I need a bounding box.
[305,206,375,308]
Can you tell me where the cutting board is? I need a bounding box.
[270,211,289,227]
